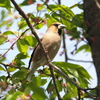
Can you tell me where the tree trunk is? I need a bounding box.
[83,0,100,99]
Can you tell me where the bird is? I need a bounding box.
[27,22,66,82]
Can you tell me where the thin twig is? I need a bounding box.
[49,66,62,100]
[68,58,93,63]
[3,64,10,79]
[57,0,68,62]
[1,36,20,57]
[62,31,68,62]
[77,89,81,100]
[1,62,21,69]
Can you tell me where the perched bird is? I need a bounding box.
[27,22,66,82]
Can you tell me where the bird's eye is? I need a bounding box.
[54,24,59,27]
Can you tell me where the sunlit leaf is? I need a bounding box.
[35,22,44,29]
[75,44,91,54]
[15,52,30,59]
[45,13,58,26]
[0,57,6,62]
[20,0,36,6]
[17,39,28,52]
[7,67,17,72]
[47,5,74,17]
[53,62,91,88]
[0,65,5,71]
[18,21,27,30]
[32,76,41,87]
[37,4,45,11]
[3,31,14,35]
[0,10,7,21]
[63,93,73,100]
[0,35,7,45]
[0,0,12,11]
[24,36,37,47]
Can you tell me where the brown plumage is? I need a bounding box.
[27,22,66,82]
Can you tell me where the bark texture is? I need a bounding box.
[83,0,100,99]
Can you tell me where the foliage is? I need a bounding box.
[0,0,95,100]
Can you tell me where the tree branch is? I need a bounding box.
[49,66,62,100]
[1,62,21,69]
[68,58,93,63]
[77,89,81,100]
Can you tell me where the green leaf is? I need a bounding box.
[7,67,17,72]
[53,62,91,78]
[0,57,6,62]
[32,76,41,87]
[53,62,81,69]
[0,75,6,80]
[72,14,85,28]
[0,21,7,28]
[68,26,81,39]
[20,0,36,6]
[31,87,47,100]
[56,80,62,92]
[41,79,47,86]
[0,0,12,11]
[4,91,23,100]
[14,59,25,67]
[78,3,83,9]
[75,44,91,54]
[15,52,30,59]
[24,36,37,47]
[63,93,73,100]
[27,13,35,19]
[35,22,44,29]
[17,39,28,52]
[45,13,58,26]
[12,68,27,79]
[0,10,7,21]
[37,4,45,11]
[62,16,71,29]
[77,67,91,79]
[0,35,7,45]
[18,21,27,30]
[0,65,5,71]
[3,31,14,35]
[53,62,91,88]
[48,5,74,17]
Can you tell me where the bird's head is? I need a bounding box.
[47,22,66,35]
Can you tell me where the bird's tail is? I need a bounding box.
[27,62,37,82]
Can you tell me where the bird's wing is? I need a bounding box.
[28,38,42,69]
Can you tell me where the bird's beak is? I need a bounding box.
[58,24,66,29]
